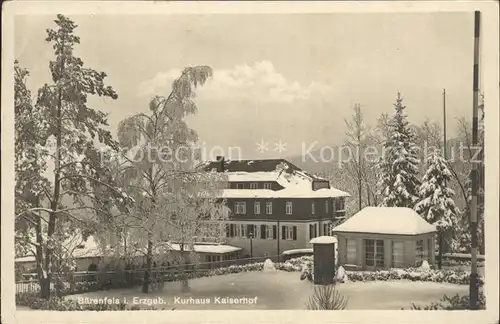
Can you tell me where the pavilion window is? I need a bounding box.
[365,239,384,267]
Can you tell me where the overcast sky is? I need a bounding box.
[14,13,476,159]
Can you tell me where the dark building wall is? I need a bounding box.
[226,197,345,221]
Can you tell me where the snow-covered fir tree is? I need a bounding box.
[377,92,421,208]
[414,151,459,230]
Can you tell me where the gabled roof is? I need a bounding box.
[332,207,436,235]
[200,158,348,199]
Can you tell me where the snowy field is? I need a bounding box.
[61,271,469,310]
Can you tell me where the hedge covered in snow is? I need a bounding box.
[204,256,483,286]
[404,292,486,310]
[344,267,482,285]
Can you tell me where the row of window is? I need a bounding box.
[231,183,273,190]
[308,223,333,239]
[225,223,298,241]
[345,238,432,267]
[234,199,345,215]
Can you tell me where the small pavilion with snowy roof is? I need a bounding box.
[332,207,436,270]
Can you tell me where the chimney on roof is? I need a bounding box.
[216,156,225,172]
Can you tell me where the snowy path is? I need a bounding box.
[61,271,468,310]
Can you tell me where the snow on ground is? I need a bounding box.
[63,271,468,310]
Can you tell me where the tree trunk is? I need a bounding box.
[142,239,153,293]
[42,39,66,299]
[366,184,371,206]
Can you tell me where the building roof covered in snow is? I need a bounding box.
[164,242,242,254]
[332,207,437,235]
[15,235,103,263]
[202,158,349,199]
[15,235,242,263]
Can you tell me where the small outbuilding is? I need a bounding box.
[332,207,436,270]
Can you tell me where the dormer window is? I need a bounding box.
[264,183,272,190]
[250,183,258,189]
[237,183,244,189]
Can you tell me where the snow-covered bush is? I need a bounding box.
[345,267,482,285]
[263,259,277,272]
[404,291,486,310]
[335,266,349,283]
[418,260,431,272]
[299,261,314,282]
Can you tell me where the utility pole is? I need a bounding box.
[437,88,447,270]
[469,10,481,310]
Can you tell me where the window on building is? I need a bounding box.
[346,238,357,264]
[235,202,246,214]
[285,201,292,215]
[415,239,424,266]
[250,183,258,189]
[264,183,272,190]
[254,202,261,214]
[236,224,247,237]
[323,223,330,236]
[311,202,315,214]
[259,224,276,240]
[266,201,273,215]
[325,200,329,213]
[335,198,345,211]
[282,225,297,241]
[237,183,244,189]
[266,225,275,240]
[247,224,254,238]
[392,241,404,268]
[226,223,237,237]
[365,239,384,267]
[252,225,260,239]
[309,223,318,239]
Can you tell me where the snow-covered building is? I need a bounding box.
[332,207,436,270]
[15,235,243,274]
[202,157,350,258]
